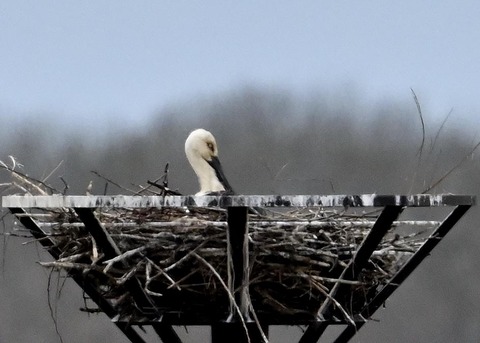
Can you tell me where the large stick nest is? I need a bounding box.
[1,159,432,324]
[15,206,428,324]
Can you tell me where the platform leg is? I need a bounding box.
[227,206,250,320]
[211,323,268,343]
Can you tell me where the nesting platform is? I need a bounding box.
[2,194,474,343]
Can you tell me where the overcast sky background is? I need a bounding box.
[1,1,479,132]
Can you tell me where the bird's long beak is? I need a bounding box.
[208,156,234,194]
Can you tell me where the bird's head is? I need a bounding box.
[185,128,234,195]
[185,128,219,163]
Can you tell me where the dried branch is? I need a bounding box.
[411,88,426,157]
[423,139,480,193]
[146,180,182,195]
[430,108,453,154]
[90,170,137,194]
[409,88,426,193]
[193,252,254,343]
[42,160,64,183]
[0,157,58,194]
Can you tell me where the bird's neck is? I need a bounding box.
[188,155,225,195]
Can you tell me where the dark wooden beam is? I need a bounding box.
[212,322,268,343]
[74,208,154,309]
[299,205,404,343]
[74,207,122,258]
[333,204,472,343]
[9,207,148,343]
[152,324,183,343]
[227,206,250,320]
[73,208,181,342]
[211,207,268,343]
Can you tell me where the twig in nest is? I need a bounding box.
[90,170,137,194]
[91,237,99,263]
[116,260,144,285]
[59,177,69,195]
[40,261,96,271]
[56,252,89,263]
[146,180,182,196]
[145,257,180,292]
[145,261,164,297]
[12,171,49,195]
[103,246,146,273]
[311,278,356,327]
[42,160,64,183]
[141,163,181,195]
[162,162,170,188]
[163,240,209,272]
[0,157,57,194]
[193,252,257,343]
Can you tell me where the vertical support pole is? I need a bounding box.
[212,206,268,343]
[211,324,269,343]
[227,206,250,320]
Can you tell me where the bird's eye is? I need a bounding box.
[207,142,214,152]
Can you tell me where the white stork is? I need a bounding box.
[185,129,234,196]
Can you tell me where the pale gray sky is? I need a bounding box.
[1,1,479,128]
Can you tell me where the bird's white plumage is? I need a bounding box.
[185,129,228,195]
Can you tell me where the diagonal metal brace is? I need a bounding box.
[74,208,155,309]
[8,207,148,343]
[333,204,472,343]
[299,205,404,343]
[153,323,184,343]
[74,208,182,343]
[74,208,122,257]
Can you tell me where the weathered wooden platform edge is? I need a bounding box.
[1,194,475,208]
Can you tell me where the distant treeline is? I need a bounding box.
[1,86,476,196]
[1,86,480,343]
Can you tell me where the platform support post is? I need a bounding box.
[212,206,267,343]
[211,323,268,343]
[227,206,250,320]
